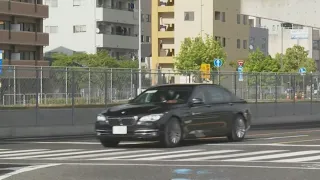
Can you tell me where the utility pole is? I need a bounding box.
[138,0,142,94]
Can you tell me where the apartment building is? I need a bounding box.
[44,0,151,60]
[151,0,250,73]
[0,0,49,67]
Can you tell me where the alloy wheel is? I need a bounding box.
[168,121,182,144]
[235,118,246,138]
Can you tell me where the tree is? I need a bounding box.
[282,45,316,73]
[174,34,227,72]
[244,48,280,73]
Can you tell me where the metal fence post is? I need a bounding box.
[88,68,91,104]
[65,67,68,104]
[35,65,39,125]
[293,74,296,115]
[13,66,16,105]
[311,74,313,114]
[234,72,237,95]
[104,70,108,108]
[40,66,43,104]
[274,73,278,116]
[110,68,113,102]
[255,74,258,117]
[71,69,75,125]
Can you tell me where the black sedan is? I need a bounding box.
[95,83,252,148]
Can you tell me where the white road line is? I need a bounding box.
[206,143,320,147]
[179,150,288,161]
[107,149,202,160]
[272,154,320,163]
[60,162,320,170]
[133,150,242,160]
[0,164,60,180]
[258,135,309,140]
[83,149,163,161]
[224,151,320,162]
[0,149,48,156]
[15,149,126,159]
[20,141,153,145]
[44,149,126,160]
[2,149,83,159]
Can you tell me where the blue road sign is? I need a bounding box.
[0,50,3,75]
[299,67,306,75]
[238,66,243,81]
[213,58,222,68]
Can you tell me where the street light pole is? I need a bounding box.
[138,0,142,95]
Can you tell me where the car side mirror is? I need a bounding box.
[189,98,204,106]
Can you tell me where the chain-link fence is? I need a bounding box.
[1,65,320,106]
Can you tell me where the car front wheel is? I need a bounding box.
[99,139,120,147]
[227,115,246,142]
[160,117,182,148]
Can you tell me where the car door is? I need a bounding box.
[203,85,235,135]
[185,86,214,137]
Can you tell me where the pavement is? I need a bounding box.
[2,127,320,179]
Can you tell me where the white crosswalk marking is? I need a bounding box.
[179,150,288,161]
[106,149,202,160]
[2,149,83,159]
[272,155,320,163]
[89,150,163,160]
[224,150,320,162]
[133,150,241,160]
[44,149,127,160]
[0,149,49,157]
[12,149,122,159]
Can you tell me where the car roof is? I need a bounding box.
[150,83,221,88]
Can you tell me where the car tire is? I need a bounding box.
[227,114,246,142]
[160,117,183,148]
[99,139,120,147]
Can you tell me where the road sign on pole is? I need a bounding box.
[213,58,223,68]
[0,50,3,75]
[200,63,210,79]
[238,66,243,81]
[299,67,306,75]
[237,60,244,67]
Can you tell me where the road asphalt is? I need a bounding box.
[2,127,320,180]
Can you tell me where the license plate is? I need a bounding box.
[112,126,127,134]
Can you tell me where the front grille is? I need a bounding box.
[108,117,136,126]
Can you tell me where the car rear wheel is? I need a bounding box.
[227,115,246,142]
[161,117,182,148]
[99,139,120,147]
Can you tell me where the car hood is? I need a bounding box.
[101,103,180,116]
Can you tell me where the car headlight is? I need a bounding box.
[97,115,107,122]
[139,114,163,122]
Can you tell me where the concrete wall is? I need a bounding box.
[249,27,268,55]
[240,0,320,28]
[1,102,320,139]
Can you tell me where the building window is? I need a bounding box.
[237,39,240,49]
[222,37,226,47]
[146,36,151,43]
[221,12,226,22]
[262,38,266,49]
[214,11,221,20]
[237,14,240,24]
[45,26,58,33]
[313,40,320,50]
[141,14,144,22]
[73,0,82,6]
[141,35,144,42]
[45,0,58,7]
[214,36,221,43]
[147,14,151,22]
[243,15,248,25]
[73,25,86,33]
[243,40,247,49]
[184,12,194,21]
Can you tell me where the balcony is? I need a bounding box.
[158,24,174,38]
[158,0,174,12]
[96,4,138,25]
[0,30,49,46]
[158,49,174,64]
[96,33,138,50]
[0,0,48,18]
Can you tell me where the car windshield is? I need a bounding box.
[131,86,193,104]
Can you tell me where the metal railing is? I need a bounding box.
[0,65,320,106]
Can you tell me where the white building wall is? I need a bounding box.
[44,0,96,54]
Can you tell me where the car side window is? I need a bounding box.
[205,86,232,103]
[192,87,207,103]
